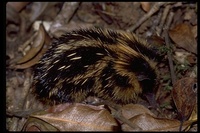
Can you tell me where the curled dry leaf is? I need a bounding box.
[23,103,119,131]
[140,2,151,12]
[184,103,197,131]
[22,117,59,131]
[120,104,156,120]
[189,104,197,121]
[146,35,166,56]
[172,77,197,122]
[186,54,197,65]
[122,113,195,131]
[14,23,51,69]
[114,103,195,131]
[14,44,49,69]
[168,23,197,54]
[17,24,45,64]
[147,35,165,47]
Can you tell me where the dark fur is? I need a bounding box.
[33,28,159,104]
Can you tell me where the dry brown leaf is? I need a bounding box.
[168,23,197,54]
[7,2,30,12]
[186,54,197,65]
[14,23,51,69]
[17,24,46,64]
[191,25,197,38]
[184,103,198,131]
[22,117,59,131]
[140,2,151,12]
[172,77,197,122]
[23,103,119,131]
[146,35,166,56]
[189,104,197,121]
[120,104,156,120]
[122,113,195,131]
[147,35,165,47]
[14,43,49,69]
[118,103,196,131]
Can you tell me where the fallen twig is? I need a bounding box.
[126,2,166,32]
[157,5,171,35]
[163,11,176,85]
[49,2,81,34]
[102,100,142,131]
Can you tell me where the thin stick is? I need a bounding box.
[49,2,80,33]
[102,100,142,130]
[113,109,142,131]
[163,12,176,85]
[157,5,171,35]
[126,2,166,32]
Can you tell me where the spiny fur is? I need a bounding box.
[33,28,159,104]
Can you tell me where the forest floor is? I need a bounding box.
[6,2,197,131]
